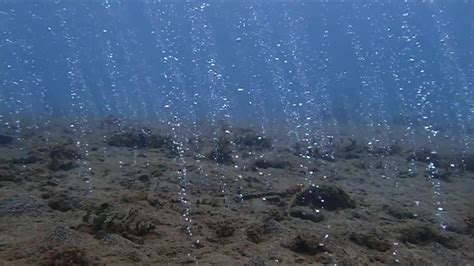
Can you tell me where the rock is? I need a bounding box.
[292,185,356,211]
[47,142,81,171]
[40,247,99,266]
[10,155,41,164]
[289,207,324,223]
[0,134,13,145]
[252,159,290,170]
[283,234,328,255]
[464,216,474,236]
[246,256,266,266]
[208,137,234,165]
[47,225,79,246]
[48,160,78,171]
[385,205,415,220]
[350,231,391,252]
[137,174,150,182]
[48,194,79,212]
[407,148,441,167]
[107,131,176,152]
[0,196,48,217]
[397,170,416,179]
[245,219,279,243]
[100,233,139,248]
[209,220,236,238]
[0,169,16,182]
[234,129,272,150]
[399,223,457,249]
[336,138,367,154]
[83,203,155,237]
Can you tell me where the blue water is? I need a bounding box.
[0,1,473,131]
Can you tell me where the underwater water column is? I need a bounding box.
[0,4,54,162]
[185,1,243,210]
[227,5,275,199]
[344,4,397,182]
[56,4,97,194]
[281,3,341,170]
[430,4,473,160]
[248,3,316,189]
[396,3,450,229]
[143,2,202,256]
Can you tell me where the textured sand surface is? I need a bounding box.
[0,119,473,265]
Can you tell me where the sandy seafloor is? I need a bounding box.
[0,117,473,265]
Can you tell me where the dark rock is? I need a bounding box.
[431,168,453,182]
[292,185,356,211]
[387,142,403,155]
[47,225,79,246]
[265,195,282,204]
[0,196,48,217]
[464,216,474,236]
[252,159,289,170]
[100,233,139,248]
[137,174,150,182]
[283,234,328,255]
[11,155,41,164]
[246,219,279,243]
[353,160,368,170]
[209,220,236,238]
[399,223,457,249]
[107,131,176,152]
[264,208,286,222]
[234,130,272,150]
[337,138,367,154]
[0,169,16,182]
[397,170,416,179]
[289,207,324,223]
[48,142,81,172]
[208,137,234,165]
[246,256,266,266]
[46,180,59,186]
[0,134,13,145]
[407,148,441,167]
[385,205,415,220]
[48,160,78,171]
[350,231,391,252]
[321,153,336,162]
[40,247,99,266]
[48,194,79,212]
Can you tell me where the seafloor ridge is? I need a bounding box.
[0,117,473,265]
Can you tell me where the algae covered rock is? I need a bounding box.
[208,137,234,165]
[292,185,356,211]
[83,203,156,237]
[251,159,290,170]
[234,129,272,150]
[283,233,329,255]
[399,223,457,249]
[245,219,280,243]
[407,147,441,166]
[40,247,99,266]
[47,141,81,171]
[350,230,391,252]
[288,206,324,223]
